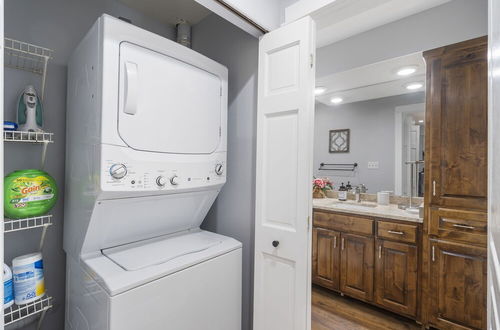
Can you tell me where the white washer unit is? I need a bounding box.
[64,15,241,330]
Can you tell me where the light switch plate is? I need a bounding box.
[368,161,379,169]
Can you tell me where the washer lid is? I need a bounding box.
[83,230,242,296]
[102,231,223,271]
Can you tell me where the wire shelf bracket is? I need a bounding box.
[4,215,53,250]
[4,131,54,143]
[4,131,54,169]
[4,38,54,100]
[4,296,53,329]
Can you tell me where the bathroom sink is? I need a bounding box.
[405,207,420,215]
[330,201,378,208]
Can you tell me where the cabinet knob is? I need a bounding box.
[272,240,279,248]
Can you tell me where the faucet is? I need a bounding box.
[354,186,361,203]
[354,184,367,203]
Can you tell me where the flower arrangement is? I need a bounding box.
[313,178,333,198]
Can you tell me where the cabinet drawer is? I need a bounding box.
[314,211,373,236]
[377,221,418,244]
[429,208,487,245]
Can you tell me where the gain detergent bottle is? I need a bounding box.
[4,169,58,219]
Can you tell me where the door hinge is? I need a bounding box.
[307,216,310,230]
[310,54,314,68]
[432,245,436,262]
[378,245,382,259]
[432,180,436,196]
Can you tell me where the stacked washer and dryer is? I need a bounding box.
[64,15,241,330]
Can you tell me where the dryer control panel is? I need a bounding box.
[103,160,225,191]
[101,145,226,192]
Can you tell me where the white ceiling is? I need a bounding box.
[118,0,212,25]
[306,0,452,48]
[316,52,425,106]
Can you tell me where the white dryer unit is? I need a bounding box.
[64,15,241,330]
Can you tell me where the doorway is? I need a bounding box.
[312,51,426,329]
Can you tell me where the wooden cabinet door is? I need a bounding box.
[340,233,374,301]
[424,36,488,210]
[312,228,340,290]
[375,239,418,317]
[429,239,487,329]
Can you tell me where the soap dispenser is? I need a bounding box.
[338,182,347,201]
[346,181,352,191]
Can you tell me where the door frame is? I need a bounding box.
[394,103,425,196]
[0,0,4,326]
[488,0,500,327]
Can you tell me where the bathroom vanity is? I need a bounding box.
[312,198,423,319]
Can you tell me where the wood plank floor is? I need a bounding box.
[312,286,421,330]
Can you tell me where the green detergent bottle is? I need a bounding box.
[4,170,58,219]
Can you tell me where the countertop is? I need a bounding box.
[313,198,423,223]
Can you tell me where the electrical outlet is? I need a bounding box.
[367,161,379,169]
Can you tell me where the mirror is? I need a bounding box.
[314,52,425,197]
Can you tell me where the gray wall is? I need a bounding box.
[317,0,488,77]
[192,14,258,330]
[314,93,425,193]
[4,1,174,329]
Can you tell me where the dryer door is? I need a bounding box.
[117,42,222,154]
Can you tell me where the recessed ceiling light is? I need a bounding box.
[405,82,423,90]
[315,87,326,95]
[330,97,343,104]
[397,66,418,76]
[418,120,424,123]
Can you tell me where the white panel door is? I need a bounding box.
[488,0,500,328]
[253,16,315,330]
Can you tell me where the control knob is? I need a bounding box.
[156,176,167,187]
[109,164,127,179]
[215,163,224,176]
[170,175,180,186]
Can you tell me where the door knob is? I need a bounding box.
[272,240,279,248]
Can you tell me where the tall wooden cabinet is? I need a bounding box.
[425,36,488,211]
[423,36,488,330]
